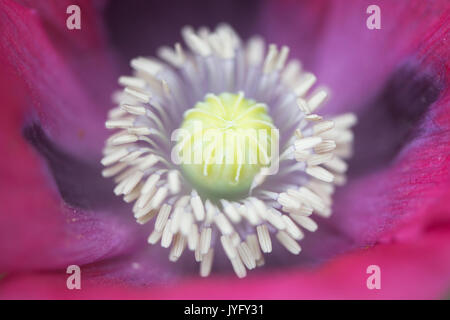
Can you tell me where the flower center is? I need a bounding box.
[101,24,357,278]
[176,92,276,200]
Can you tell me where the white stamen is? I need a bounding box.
[220,200,241,223]
[306,166,334,183]
[289,214,318,232]
[230,256,247,278]
[123,185,141,203]
[200,227,212,255]
[275,46,290,71]
[276,231,301,255]
[105,118,134,129]
[180,211,193,236]
[136,189,156,209]
[214,213,234,235]
[266,208,286,230]
[131,57,162,76]
[248,198,268,219]
[313,120,334,135]
[134,201,157,219]
[237,242,256,270]
[307,153,334,166]
[124,171,145,196]
[124,87,150,103]
[161,219,174,248]
[102,162,127,177]
[147,230,162,244]
[257,224,272,253]
[246,36,265,65]
[314,140,337,153]
[120,104,147,116]
[118,76,147,89]
[190,192,205,221]
[137,209,157,225]
[277,192,300,209]
[182,26,212,56]
[307,88,328,112]
[296,97,311,115]
[282,60,301,84]
[294,73,316,96]
[120,150,146,163]
[108,106,127,119]
[154,204,171,232]
[332,113,358,129]
[240,203,261,225]
[295,136,323,151]
[149,186,169,209]
[263,44,278,73]
[200,249,214,277]
[324,157,348,173]
[170,206,183,234]
[141,173,161,196]
[168,170,181,194]
[188,224,199,251]
[288,187,327,214]
[305,114,323,122]
[204,200,216,224]
[221,235,238,259]
[137,154,159,171]
[101,148,129,166]
[281,215,304,240]
[246,234,263,262]
[284,205,313,217]
[169,234,186,261]
[111,134,138,146]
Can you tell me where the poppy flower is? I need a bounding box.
[0,0,449,299]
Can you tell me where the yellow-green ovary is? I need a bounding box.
[177,92,276,200]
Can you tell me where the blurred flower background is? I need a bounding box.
[0,0,449,299]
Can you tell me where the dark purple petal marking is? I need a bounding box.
[23,123,123,211]
[348,61,442,176]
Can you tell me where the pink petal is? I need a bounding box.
[258,0,450,255]
[1,229,449,299]
[262,0,450,114]
[0,83,140,271]
[0,1,139,271]
[16,0,116,107]
[0,0,117,159]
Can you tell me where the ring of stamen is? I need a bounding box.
[102,24,357,278]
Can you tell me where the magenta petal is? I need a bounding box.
[0,144,141,272]
[2,0,449,290]
[325,73,449,245]
[0,61,139,272]
[260,0,450,235]
[0,1,146,271]
[0,0,117,159]
[262,0,450,114]
[16,0,117,107]
[328,4,450,246]
[0,120,141,272]
[1,229,449,299]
